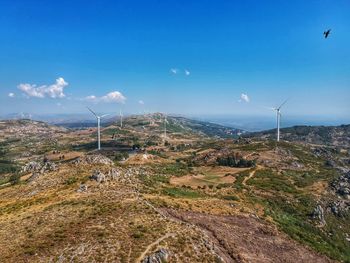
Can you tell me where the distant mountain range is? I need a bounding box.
[245,124,350,147]
[2,113,349,132]
[1,113,349,145]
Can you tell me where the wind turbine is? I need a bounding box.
[119,109,123,128]
[87,107,109,150]
[163,113,168,142]
[271,100,288,142]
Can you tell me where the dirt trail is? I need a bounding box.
[163,209,333,263]
[133,189,231,262]
[135,233,175,263]
[242,165,262,187]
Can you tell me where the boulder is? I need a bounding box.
[77,184,88,192]
[312,204,326,227]
[90,170,106,183]
[142,248,169,263]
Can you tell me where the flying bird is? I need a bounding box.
[323,29,331,39]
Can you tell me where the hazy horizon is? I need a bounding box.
[1,111,349,132]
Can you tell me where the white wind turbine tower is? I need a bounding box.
[163,113,168,141]
[87,107,109,150]
[119,109,123,128]
[271,99,288,142]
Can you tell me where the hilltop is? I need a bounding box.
[245,124,350,147]
[0,117,349,262]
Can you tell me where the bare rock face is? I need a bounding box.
[21,161,58,175]
[107,168,120,180]
[312,147,334,159]
[141,248,169,263]
[329,200,350,217]
[73,154,113,165]
[312,204,326,227]
[90,170,106,183]
[40,161,58,173]
[331,171,350,200]
[21,161,41,173]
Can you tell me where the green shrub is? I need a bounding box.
[9,173,21,185]
[115,152,129,161]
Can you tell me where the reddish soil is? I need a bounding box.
[162,209,333,263]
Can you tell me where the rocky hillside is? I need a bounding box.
[245,124,350,147]
[0,117,349,262]
[58,113,245,139]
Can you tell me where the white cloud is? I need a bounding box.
[239,93,250,103]
[18,77,68,99]
[85,91,126,104]
[170,68,178,75]
[185,69,190,76]
[8,93,15,98]
[138,100,144,105]
[85,95,97,101]
[101,91,126,103]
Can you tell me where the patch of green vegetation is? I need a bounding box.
[115,151,129,161]
[216,183,232,189]
[9,172,21,185]
[0,196,50,215]
[235,141,270,151]
[232,169,252,191]
[0,160,19,175]
[131,225,148,239]
[248,169,299,194]
[72,141,97,151]
[283,168,339,189]
[163,187,204,199]
[140,174,170,187]
[154,162,191,177]
[243,165,350,262]
[217,156,256,168]
[264,195,350,262]
[147,149,167,158]
[64,176,78,185]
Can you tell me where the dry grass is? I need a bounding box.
[170,166,248,189]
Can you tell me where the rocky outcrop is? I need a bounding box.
[329,200,350,217]
[77,184,88,192]
[73,154,113,166]
[107,168,120,180]
[89,167,142,184]
[312,205,326,227]
[90,170,106,183]
[21,161,58,175]
[141,248,169,263]
[21,161,41,173]
[331,171,350,200]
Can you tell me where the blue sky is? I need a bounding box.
[0,0,349,122]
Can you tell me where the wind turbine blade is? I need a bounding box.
[101,114,110,118]
[278,99,289,110]
[87,107,98,118]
